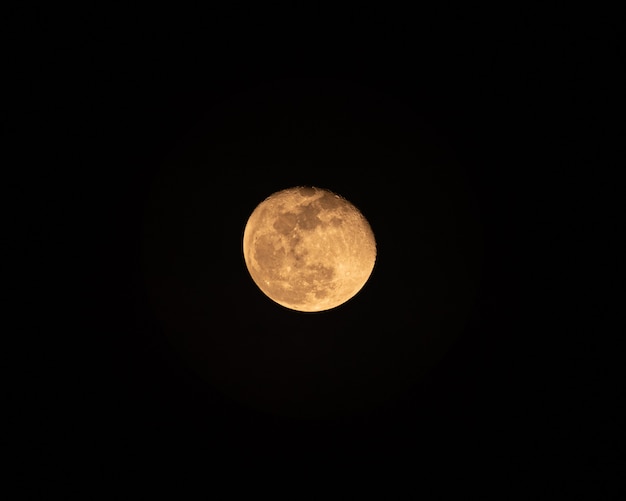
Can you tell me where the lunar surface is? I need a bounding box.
[243,186,376,312]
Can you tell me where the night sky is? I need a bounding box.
[8,6,621,498]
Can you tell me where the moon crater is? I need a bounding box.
[243,186,376,312]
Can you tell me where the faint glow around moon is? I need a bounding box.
[243,186,376,312]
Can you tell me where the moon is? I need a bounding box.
[243,186,376,312]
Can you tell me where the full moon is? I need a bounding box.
[243,186,376,312]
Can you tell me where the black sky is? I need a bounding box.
[7,5,622,498]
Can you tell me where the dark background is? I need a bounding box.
[7,5,622,498]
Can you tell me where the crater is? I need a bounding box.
[297,204,322,231]
[273,212,297,234]
[317,193,343,210]
[254,235,287,274]
[304,263,335,282]
[289,234,302,247]
[299,186,316,198]
[330,216,343,227]
[267,281,308,306]
[290,247,308,268]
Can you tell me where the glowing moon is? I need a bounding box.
[243,186,376,312]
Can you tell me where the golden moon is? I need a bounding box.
[243,186,376,312]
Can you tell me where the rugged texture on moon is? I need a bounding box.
[243,186,376,312]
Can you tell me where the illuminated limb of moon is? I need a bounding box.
[243,186,376,312]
